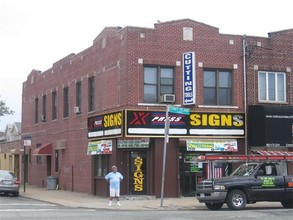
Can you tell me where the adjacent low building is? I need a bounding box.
[0,122,23,180]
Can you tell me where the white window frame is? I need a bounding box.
[258,71,286,102]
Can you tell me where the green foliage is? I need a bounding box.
[0,98,14,117]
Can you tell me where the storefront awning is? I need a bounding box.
[252,150,293,156]
[32,143,52,156]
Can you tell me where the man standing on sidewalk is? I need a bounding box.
[105,165,124,206]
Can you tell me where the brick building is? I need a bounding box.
[21,19,292,197]
[245,29,293,173]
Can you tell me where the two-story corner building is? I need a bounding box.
[22,18,261,197]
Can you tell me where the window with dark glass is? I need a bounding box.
[94,155,108,177]
[143,66,174,103]
[42,95,46,122]
[52,91,57,120]
[55,150,59,172]
[88,77,95,111]
[76,81,82,110]
[203,69,232,105]
[34,97,39,124]
[63,86,69,118]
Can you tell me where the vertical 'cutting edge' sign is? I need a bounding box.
[182,52,196,105]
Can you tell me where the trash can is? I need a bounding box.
[47,176,57,190]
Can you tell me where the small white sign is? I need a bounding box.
[24,139,31,147]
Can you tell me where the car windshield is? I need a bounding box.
[0,171,16,178]
[230,164,258,176]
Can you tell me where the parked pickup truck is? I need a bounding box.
[196,162,293,210]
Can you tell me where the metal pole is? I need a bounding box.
[23,145,26,193]
[160,104,170,207]
[242,35,248,155]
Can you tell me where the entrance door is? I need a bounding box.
[179,151,203,196]
[46,156,51,176]
[129,151,147,195]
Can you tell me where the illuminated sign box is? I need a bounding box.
[88,111,123,139]
[126,110,245,138]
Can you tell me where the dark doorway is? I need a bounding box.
[46,156,51,176]
[179,151,203,196]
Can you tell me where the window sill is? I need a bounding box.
[258,101,288,105]
[198,105,239,109]
[138,102,181,107]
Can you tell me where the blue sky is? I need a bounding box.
[0,0,292,131]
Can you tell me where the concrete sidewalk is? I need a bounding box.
[19,185,201,210]
[19,185,283,211]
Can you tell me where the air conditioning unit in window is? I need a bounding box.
[160,94,175,103]
[41,115,46,121]
[73,106,81,114]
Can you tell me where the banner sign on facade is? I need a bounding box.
[126,110,245,138]
[88,111,123,139]
[182,52,196,105]
[186,139,238,152]
[87,140,112,155]
[117,138,149,149]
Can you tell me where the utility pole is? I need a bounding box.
[160,104,170,207]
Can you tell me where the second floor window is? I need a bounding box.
[34,97,39,124]
[76,81,82,109]
[63,86,69,118]
[143,66,174,103]
[52,91,57,120]
[42,95,46,122]
[203,69,232,106]
[88,77,95,111]
[258,71,286,102]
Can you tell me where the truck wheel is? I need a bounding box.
[226,190,247,210]
[281,201,293,208]
[205,202,223,210]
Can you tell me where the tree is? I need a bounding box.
[0,97,14,117]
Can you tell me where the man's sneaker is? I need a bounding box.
[108,201,112,206]
[117,201,121,206]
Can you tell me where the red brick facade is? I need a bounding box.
[22,19,292,196]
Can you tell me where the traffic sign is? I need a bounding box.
[168,106,190,115]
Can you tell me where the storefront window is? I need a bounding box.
[94,155,108,177]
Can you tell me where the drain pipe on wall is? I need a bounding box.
[242,35,248,155]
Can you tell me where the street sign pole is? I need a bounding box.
[160,105,189,207]
[160,104,170,207]
[23,137,31,193]
[23,145,26,193]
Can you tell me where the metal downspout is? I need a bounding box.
[243,35,248,155]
